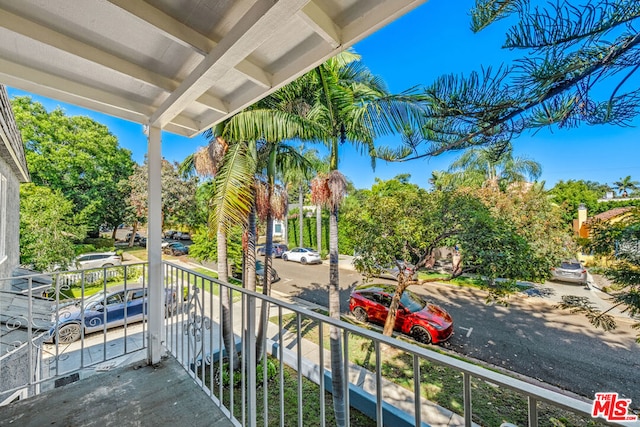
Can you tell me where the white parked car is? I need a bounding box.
[74,252,122,270]
[281,247,322,265]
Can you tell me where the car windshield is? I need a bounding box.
[83,291,108,305]
[399,291,426,313]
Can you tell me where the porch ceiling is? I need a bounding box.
[0,0,426,138]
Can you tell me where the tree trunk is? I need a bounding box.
[218,227,239,367]
[383,276,410,336]
[128,221,139,247]
[246,207,257,293]
[328,205,345,426]
[298,183,304,247]
[255,211,273,361]
[316,204,322,253]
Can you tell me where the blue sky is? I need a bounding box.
[7,0,640,190]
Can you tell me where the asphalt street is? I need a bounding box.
[268,257,640,408]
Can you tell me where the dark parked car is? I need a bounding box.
[257,243,289,258]
[551,261,587,285]
[47,286,177,344]
[163,242,189,256]
[349,284,453,344]
[373,261,418,281]
[125,232,141,242]
[233,260,280,285]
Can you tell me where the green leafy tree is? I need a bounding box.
[468,184,574,281]
[345,177,559,334]
[549,180,607,224]
[20,184,86,271]
[11,96,134,234]
[613,175,639,197]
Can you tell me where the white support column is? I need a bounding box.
[147,125,164,364]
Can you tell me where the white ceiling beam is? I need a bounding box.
[299,1,341,48]
[0,58,200,134]
[0,9,178,92]
[108,0,272,89]
[0,8,236,118]
[150,0,310,129]
[106,0,215,55]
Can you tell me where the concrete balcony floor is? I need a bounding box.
[0,355,234,427]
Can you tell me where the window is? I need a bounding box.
[106,293,124,305]
[0,173,6,264]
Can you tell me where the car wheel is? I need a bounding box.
[282,254,288,261]
[352,306,368,323]
[300,257,307,265]
[411,326,432,344]
[58,323,82,344]
[102,263,113,268]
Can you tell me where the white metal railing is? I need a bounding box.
[1,261,621,426]
[0,263,149,403]
[162,262,616,427]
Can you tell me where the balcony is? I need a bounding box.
[0,262,608,426]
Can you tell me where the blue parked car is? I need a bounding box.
[48,286,177,344]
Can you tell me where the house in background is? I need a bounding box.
[574,204,635,264]
[0,84,29,279]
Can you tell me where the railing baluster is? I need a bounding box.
[343,330,350,427]
[413,354,421,427]
[318,319,325,427]
[297,313,303,427]
[375,341,383,427]
[463,372,472,427]
[528,396,538,427]
[278,306,285,427]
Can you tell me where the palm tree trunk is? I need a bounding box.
[246,206,257,292]
[299,183,304,247]
[316,204,322,253]
[218,227,239,367]
[255,211,273,361]
[328,205,346,426]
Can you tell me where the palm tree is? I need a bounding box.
[613,176,639,197]
[180,133,243,369]
[302,51,424,426]
[447,142,541,190]
[204,50,423,426]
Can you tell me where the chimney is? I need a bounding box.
[577,203,587,237]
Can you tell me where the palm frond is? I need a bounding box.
[211,142,256,232]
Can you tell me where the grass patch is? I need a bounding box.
[197,356,376,426]
[55,265,145,299]
[271,312,605,427]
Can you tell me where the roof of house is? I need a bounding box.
[0,85,29,182]
[590,207,634,223]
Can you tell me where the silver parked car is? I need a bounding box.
[74,252,122,270]
[550,261,587,285]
